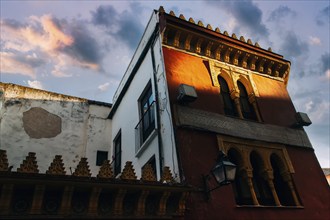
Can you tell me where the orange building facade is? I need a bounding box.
[159,7,330,220]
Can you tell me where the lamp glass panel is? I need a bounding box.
[212,164,225,184]
[223,161,237,181]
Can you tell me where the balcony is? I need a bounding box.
[135,101,156,154]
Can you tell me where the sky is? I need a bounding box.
[1,0,329,168]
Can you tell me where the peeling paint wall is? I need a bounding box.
[0,83,112,175]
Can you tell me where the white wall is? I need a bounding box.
[0,83,111,176]
[110,10,180,181]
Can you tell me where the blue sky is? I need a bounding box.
[1,0,329,168]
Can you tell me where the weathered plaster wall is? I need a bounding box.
[0,83,112,175]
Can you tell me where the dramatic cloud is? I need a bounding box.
[98,82,110,92]
[309,36,321,46]
[61,20,103,70]
[91,4,144,49]
[267,5,296,22]
[27,80,44,90]
[279,31,309,60]
[316,6,330,26]
[206,0,269,39]
[0,15,103,78]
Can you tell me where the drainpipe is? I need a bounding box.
[150,27,164,178]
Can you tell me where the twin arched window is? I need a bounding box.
[218,76,257,121]
[228,148,300,207]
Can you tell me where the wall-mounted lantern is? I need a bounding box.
[203,151,236,201]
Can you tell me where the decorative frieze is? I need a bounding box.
[0,149,189,218]
[46,155,66,175]
[97,160,114,179]
[160,166,175,183]
[17,152,39,173]
[120,161,137,180]
[141,164,157,182]
[73,157,91,177]
[0,150,9,171]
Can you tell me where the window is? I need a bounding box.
[218,76,237,117]
[113,131,121,176]
[140,84,155,141]
[219,135,301,207]
[96,151,108,166]
[250,152,275,206]
[136,83,156,150]
[237,81,256,120]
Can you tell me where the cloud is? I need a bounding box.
[61,20,103,70]
[321,52,330,74]
[325,70,330,80]
[0,52,45,78]
[1,14,104,78]
[304,98,329,124]
[91,4,144,49]
[267,5,296,22]
[205,0,269,39]
[27,80,44,90]
[98,82,110,92]
[316,6,329,26]
[279,31,309,60]
[309,36,321,46]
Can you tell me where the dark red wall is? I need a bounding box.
[176,129,330,220]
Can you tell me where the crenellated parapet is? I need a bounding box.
[0,150,189,218]
[158,6,291,84]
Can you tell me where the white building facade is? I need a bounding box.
[109,10,180,181]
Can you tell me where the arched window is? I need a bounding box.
[250,152,275,206]
[237,81,256,120]
[271,154,297,206]
[218,76,237,117]
[228,148,253,205]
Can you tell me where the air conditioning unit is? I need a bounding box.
[177,84,198,103]
[295,112,312,127]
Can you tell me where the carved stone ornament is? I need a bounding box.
[17,152,39,173]
[46,155,66,175]
[0,149,9,171]
[141,164,157,182]
[73,158,91,177]
[160,166,174,183]
[120,161,137,180]
[97,160,114,179]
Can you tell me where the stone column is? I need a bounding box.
[231,91,243,119]
[243,169,259,206]
[248,94,262,122]
[281,171,301,206]
[263,170,281,206]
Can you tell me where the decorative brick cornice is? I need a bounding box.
[158,6,291,84]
